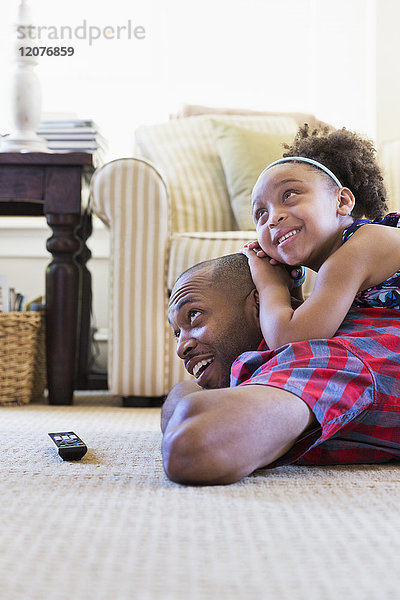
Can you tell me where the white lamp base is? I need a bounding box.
[4,0,50,154]
[1,132,50,153]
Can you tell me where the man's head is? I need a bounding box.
[168,253,262,389]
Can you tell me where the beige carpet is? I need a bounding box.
[1,392,400,600]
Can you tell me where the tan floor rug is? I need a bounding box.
[1,392,400,600]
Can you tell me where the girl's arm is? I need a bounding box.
[245,225,400,350]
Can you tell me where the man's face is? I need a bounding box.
[168,268,260,389]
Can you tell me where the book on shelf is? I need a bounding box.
[38,119,95,129]
[38,132,99,140]
[0,276,41,313]
[46,140,100,150]
[0,275,9,312]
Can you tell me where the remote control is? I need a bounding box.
[48,431,88,461]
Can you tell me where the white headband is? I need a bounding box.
[261,156,343,188]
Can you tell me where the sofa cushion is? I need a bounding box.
[171,104,326,131]
[135,115,298,233]
[211,120,295,230]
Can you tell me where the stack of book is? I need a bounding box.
[0,275,8,312]
[0,275,25,312]
[37,117,107,166]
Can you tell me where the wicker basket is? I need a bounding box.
[0,312,46,405]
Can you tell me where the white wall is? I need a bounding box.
[0,217,109,328]
[376,0,400,145]
[0,0,380,160]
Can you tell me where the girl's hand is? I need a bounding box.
[244,240,284,264]
[243,240,268,258]
[242,242,304,284]
[241,246,292,290]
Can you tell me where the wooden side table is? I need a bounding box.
[0,152,93,405]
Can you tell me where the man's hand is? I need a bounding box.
[161,380,202,432]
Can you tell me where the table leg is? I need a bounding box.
[75,210,93,389]
[45,213,81,405]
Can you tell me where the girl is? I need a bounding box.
[243,125,400,351]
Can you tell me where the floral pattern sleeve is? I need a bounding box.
[342,212,400,310]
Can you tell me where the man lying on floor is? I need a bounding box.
[161,253,400,485]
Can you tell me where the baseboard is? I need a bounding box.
[85,371,108,390]
[122,396,165,408]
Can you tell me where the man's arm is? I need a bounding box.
[161,380,202,433]
[162,384,316,485]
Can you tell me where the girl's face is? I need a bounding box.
[251,164,348,270]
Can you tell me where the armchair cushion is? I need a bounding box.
[211,120,295,229]
[135,114,298,233]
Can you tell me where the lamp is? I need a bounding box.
[1,0,49,152]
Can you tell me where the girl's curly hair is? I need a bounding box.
[283,125,388,220]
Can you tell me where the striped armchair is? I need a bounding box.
[90,108,400,403]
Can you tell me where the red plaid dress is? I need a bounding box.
[230,308,400,466]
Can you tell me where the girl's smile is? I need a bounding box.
[274,227,302,247]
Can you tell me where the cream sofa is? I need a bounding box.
[90,105,400,403]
